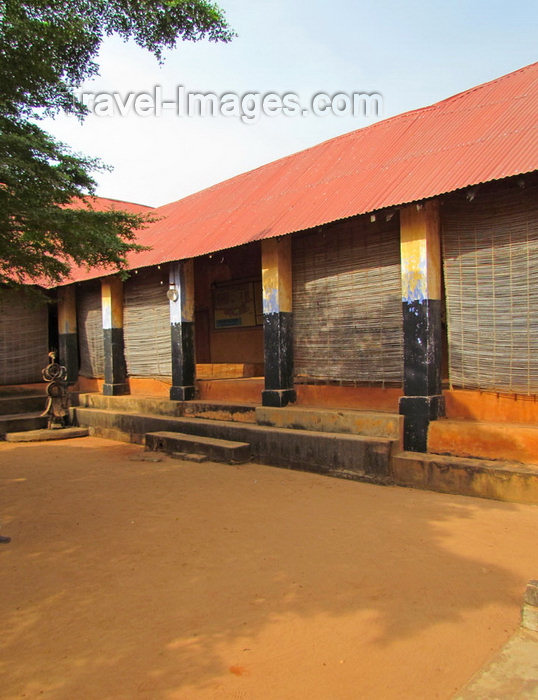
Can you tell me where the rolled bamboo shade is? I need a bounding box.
[292,215,403,384]
[77,282,104,378]
[442,185,538,394]
[123,268,171,378]
[0,291,48,384]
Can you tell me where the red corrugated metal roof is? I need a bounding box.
[64,62,538,285]
[65,195,153,215]
[55,197,154,284]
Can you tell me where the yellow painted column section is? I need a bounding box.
[261,237,292,314]
[57,285,77,335]
[400,200,441,302]
[101,276,124,330]
[182,259,195,323]
[57,283,79,382]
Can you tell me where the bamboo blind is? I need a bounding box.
[0,291,48,384]
[292,216,403,384]
[442,185,538,394]
[77,282,104,378]
[123,269,172,377]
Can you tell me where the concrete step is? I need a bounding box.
[428,418,538,465]
[74,393,257,423]
[146,430,251,464]
[72,406,395,483]
[5,427,89,442]
[256,405,402,441]
[0,412,48,436]
[0,394,47,416]
[392,451,538,504]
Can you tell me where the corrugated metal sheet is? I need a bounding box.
[65,196,153,215]
[64,62,538,285]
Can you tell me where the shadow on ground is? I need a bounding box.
[0,437,536,699]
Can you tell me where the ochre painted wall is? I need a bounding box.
[444,388,538,424]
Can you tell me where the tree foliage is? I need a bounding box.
[0,0,234,287]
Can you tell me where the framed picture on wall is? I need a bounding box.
[213,280,262,329]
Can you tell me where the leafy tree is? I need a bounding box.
[0,0,234,287]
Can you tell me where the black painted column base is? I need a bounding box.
[103,328,128,395]
[170,322,195,402]
[399,395,445,452]
[262,388,296,408]
[263,311,295,407]
[170,385,195,401]
[58,332,79,384]
[103,382,128,396]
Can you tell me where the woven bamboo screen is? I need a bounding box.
[292,215,403,384]
[77,282,104,378]
[123,268,172,377]
[442,185,538,394]
[0,291,48,384]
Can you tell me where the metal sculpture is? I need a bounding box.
[41,351,69,429]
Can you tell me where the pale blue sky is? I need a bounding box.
[42,0,538,207]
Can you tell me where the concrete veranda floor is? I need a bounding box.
[1,437,538,699]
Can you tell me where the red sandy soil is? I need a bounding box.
[1,437,537,699]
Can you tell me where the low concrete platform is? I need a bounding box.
[5,427,89,442]
[393,451,538,504]
[455,629,538,699]
[146,430,251,464]
[429,418,538,465]
[74,393,257,423]
[69,392,538,503]
[256,405,402,440]
[73,406,395,482]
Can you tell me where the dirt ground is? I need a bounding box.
[1,437,537,700]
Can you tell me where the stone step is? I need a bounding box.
[72,407,395,483]
[0,394,47,416]
[256,405,402,441]
[73,392,183,417]
[5,427,89,442]
[73,393,257,423]
[428,418,538,465]
[0,385,46,397]
[392,451,538,504]
[146,430,251,464]
[0,412,48,436]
